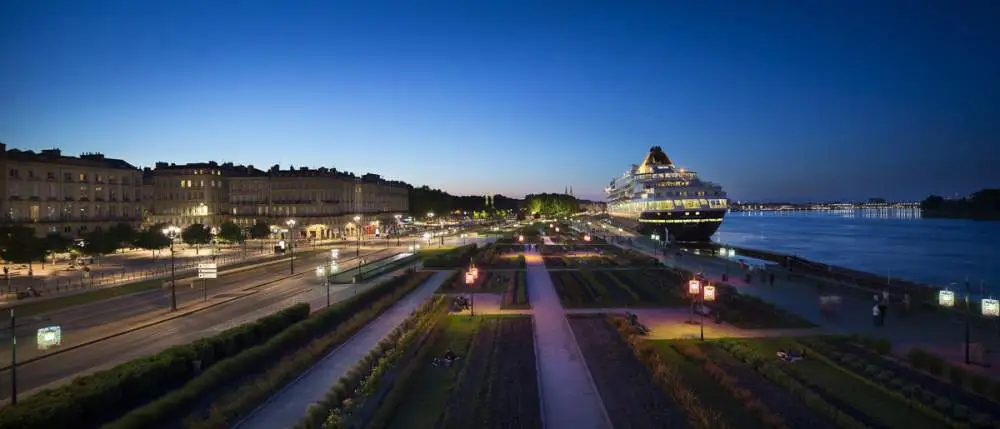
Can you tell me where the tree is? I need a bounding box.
[107,223,137,252]
[79,230,118,265]
[0,225,46,271]
[217,221,245,244]
[42,232,73,268]
[250,220,270,239]
[182,223,212,254]
[133,227,172,259]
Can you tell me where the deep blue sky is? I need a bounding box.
[2,1,998,202]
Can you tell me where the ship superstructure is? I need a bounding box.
[605,146,728,242]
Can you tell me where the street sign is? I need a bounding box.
[982,298,999,317]
[198,263,218,279]
[37,326,62,351]
[938,289,955,307]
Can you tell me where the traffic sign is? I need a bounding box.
[198,263,218,279]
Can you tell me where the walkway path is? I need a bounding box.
[524,250,613,429]
[605,227,1000,379]
[236,270,450,429]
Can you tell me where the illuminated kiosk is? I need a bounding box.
[605,146,729,242]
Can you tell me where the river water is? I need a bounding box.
[713,209,1000,295]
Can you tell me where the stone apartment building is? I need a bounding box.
[0,143,143,237]
[148,162,409,239]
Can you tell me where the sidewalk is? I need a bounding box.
[524,250,613,429]
[618,237,1000,380]
[236,271,450,429]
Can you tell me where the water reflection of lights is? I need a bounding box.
[735,208,922,220]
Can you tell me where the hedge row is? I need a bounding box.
[114,270,432,429]
[422,244,478,268]
[0,303,311,429]
[301,296,448,428]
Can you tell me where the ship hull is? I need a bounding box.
[613,209,726,242]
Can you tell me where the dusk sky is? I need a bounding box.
[2,1,998,202]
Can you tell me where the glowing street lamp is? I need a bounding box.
[161,225,182,311]
[465,266,477,316]
[286,219,297,274]
[353,215,362,257]
[686,279,701,324]
[584,234,591,242]
[394,214,403,246]
[518,234,525,243]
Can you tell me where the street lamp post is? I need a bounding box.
[286,219,297,274]
[162,226,181,311]
[354,215,362,257]
[395,214,402,246]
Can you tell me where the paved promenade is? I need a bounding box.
[608,228,1000,379]
[524,250,613,429]
[236,271,450,429]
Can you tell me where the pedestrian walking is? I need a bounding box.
[878,291,889,324]
[872,304,881,326]
[902,292,911,314]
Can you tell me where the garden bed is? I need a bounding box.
[370,316,541,429]
[803,337,999,427]
[501,270,529,309]
[438,269,508,294]
[731,338,958,428]
[474,244,526,269]
[549,269,685,308]
[568,315,689,429]
[702,342,838,429]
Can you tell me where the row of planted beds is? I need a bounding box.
[549,267,813,329]
[567,313,1000,429]
[0,269,434,429]
[295,307,541,429]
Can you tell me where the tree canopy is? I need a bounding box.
[921,189,1000,220]
[0,225,46,264]
[79,230,119,257]
[524,193,579,217]
[217,221,245,243]
[182,223,213,247]
[133,227,172,254]
[250,220,270,239]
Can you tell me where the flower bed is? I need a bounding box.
[474,244,525,269]
[501,271,529,309]
[0,303,311,429]
[571,315,698,429]
[439,269,506,294]
[299,296,448,428]
[903,347,1000,403]
[650,341,769,429]
[805,337,998,427]
[670,342,787,428]
[708,341,849,429]
[439,317,541,429]
[726,338,951,429]
[108,271,433,429]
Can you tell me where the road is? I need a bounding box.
[0,246,396,362]
[0,233,492,402]
[0,250,393,402]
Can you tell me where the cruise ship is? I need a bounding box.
[605,146,729,242]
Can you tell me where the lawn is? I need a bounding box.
[500,270,529,309]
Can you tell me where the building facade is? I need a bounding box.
[148,162,409,239]
[1,144,143,237]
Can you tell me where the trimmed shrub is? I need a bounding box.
[947,365,967,387]
[0,303,310,429]
[967,374,988,394]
